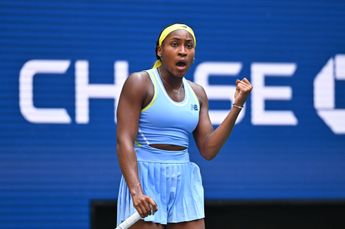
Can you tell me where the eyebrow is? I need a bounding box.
[168,37,194,42]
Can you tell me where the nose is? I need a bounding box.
[178,45,187,56]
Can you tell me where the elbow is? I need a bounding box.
[200,142,219,160]
[116,142,121,156]
[116,137,121,153]
[116,136,127,157]
[199,137,220,160]
[201,151,217,161]
[203,155,214,161]
[116,135,135,157]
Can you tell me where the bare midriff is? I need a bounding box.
[149,144,187,151]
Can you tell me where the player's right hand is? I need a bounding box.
[132,193,158,218]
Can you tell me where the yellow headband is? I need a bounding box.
[153,24,196,68]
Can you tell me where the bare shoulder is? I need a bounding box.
[126,71,150,86]
[122,71,151,92]
[120,70,154,108]
[186,79,208,102]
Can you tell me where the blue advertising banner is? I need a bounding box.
[1,0,345,228]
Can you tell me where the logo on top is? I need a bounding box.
[191,104,199,111]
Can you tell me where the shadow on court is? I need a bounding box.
[91,200,345,229]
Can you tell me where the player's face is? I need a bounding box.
[157,30,195,78]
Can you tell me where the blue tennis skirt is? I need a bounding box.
[117,145,205,225]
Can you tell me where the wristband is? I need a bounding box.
[232,104,243,109]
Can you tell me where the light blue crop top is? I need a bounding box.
[135,68,200,148]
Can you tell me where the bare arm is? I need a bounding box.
[192,78,252,160]
[116,71,157,217]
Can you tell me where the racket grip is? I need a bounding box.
[115,211,142,229]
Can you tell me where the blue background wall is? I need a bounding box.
[1,1,345,228]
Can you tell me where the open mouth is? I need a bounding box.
[176,61,187,67]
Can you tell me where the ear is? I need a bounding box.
[157,46,162,58]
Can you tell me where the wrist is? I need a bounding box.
[130,182,143,197]
[232,103,244,109]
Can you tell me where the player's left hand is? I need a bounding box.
[234,77,252,106]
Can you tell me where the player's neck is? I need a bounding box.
[157,67,183,90]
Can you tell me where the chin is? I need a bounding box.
[175,70,187,78]
[175,67,190,77]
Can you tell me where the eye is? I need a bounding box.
[185,42,194,49]
[170,41,178,47]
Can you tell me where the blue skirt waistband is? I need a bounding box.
[135,145,190,163]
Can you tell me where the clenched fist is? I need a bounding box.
[234,77,253,107]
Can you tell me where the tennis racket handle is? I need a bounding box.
[115,211,142,229]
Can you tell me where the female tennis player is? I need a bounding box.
[116,23,252,229]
